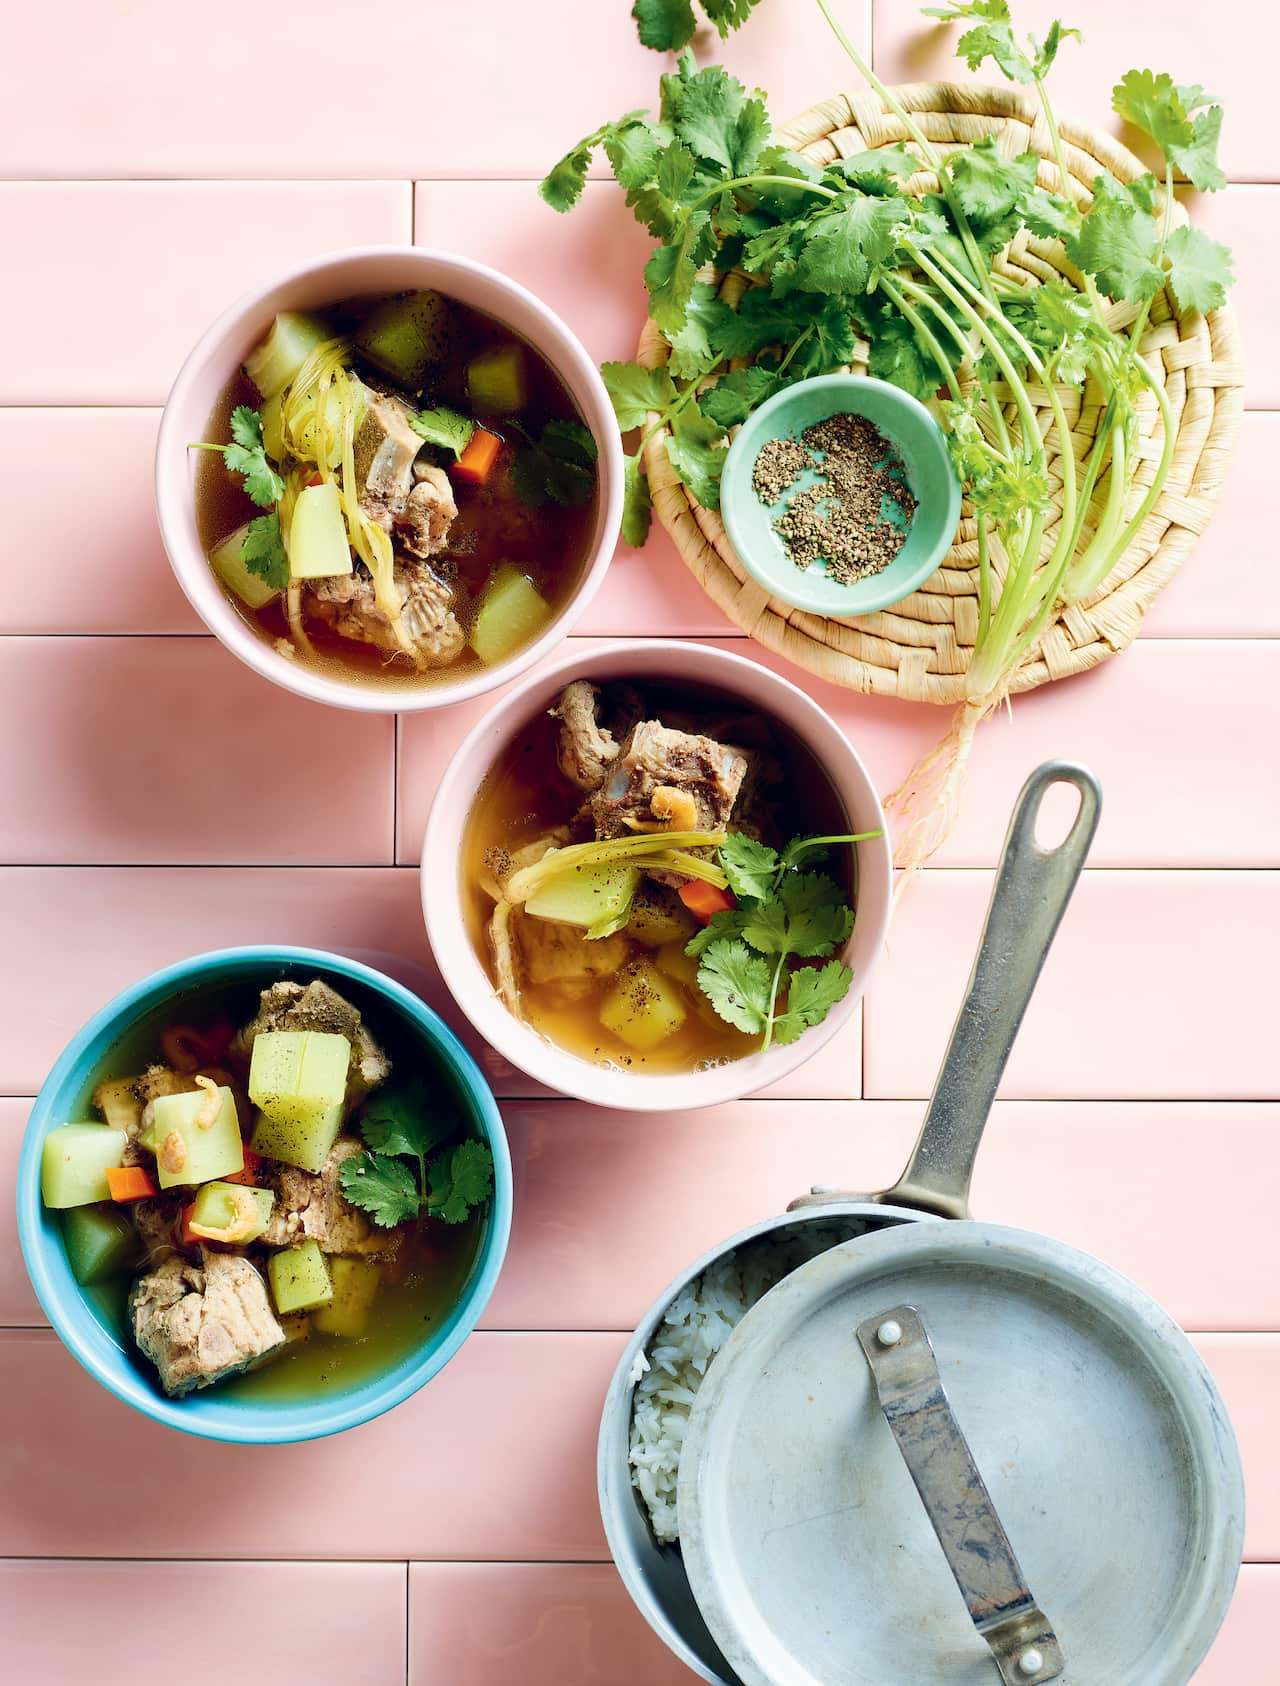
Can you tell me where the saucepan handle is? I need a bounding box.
[857,1305,1065,1685]
[880,760,1100,1220]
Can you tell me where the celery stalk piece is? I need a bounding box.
[244,312,330,401]
[468,566,551,666]
[353,292,450,387]
[62,1205,136,1285]
[524,861,639,930]
[312,1257,381,1338]
[288,482,353,580]
[467,345,528,415]
[209,523,283,610]
[268,1241,333,1314]
[251,1102,345,1176]
[260,392,286,463]
[149,1088,244,1190]
[600,961,688,1052]
[40,1125,128,1209]
[188,1181,275,1245]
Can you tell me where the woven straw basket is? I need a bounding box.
[636,82,1244,704]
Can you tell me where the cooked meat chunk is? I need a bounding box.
[308,562,465,668]
[260,1135,390,1255]
[130,1250,284,1397]
[396,464,457,559]
[587,720,750,838]
[233,979,390,1108]
[354,390,422,529]
[553,681,619,790]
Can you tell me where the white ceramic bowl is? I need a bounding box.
[421,639,892,1111]
[155,246,623,713]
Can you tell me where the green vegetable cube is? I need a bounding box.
[354,291,450,387]
[288,481,352,580]
[467,345,527,415]
[600,961,688,1053]
[251,1103,345,1177]
[209,523,282,610]
[40,1125,127,1209]
[61,1205,136,1284]
[268,1241,333,1315]
[524,861,639,931]
[468,566,551,667]
[189,1181,275,1245]
[149,1088,245,1190]
[312,1257,381,1338]
[656,941,700,988]
[244,311,330,401]
[260,392,286,463]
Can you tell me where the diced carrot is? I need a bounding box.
[451,427,502,485]
[222,1148,262,1187]
[678,880,736,924]
[179,1202,199,1249]
[105,1165,157,1203]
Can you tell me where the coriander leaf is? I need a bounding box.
[665,404,726,508]
[360,1078,453,1161]
[772,960,852,1045]
[511,421,597,509]
[948,138,1039,224]
[644,209,717,332]
[657,139,698,204]
[701,0,765,36]
[239,513,289,589]
[672,65,768,175]
[835,146,920,195]
[666,281,730,378]
[718,831,780,899]
[864,307,942,402]
[1164,224,1233,314]
[603,115,665,192]
[1065,174,1164,303]
[777,871,855,957]
[338,1151,420,1228]
[221,405,285,508]
[924,1,1033,83]
[701,364,781,429]
[1112,70,1227,194]
[685,905,749,958]
[1020,184,1080,239]
[621,453,653,548]
[697,938,772,1034]
[738,899,789,956]
[540,128,603,213]
[408,404,474,459]
[602,360,678,432]
[708,287,814,359]
[633,0,697,51]
[1168,106,1227,194]
[1029,19,1081,79]
[426,1140,496,1225]
[791,196,905,296]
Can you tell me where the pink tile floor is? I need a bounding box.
[0,1,1274,1679]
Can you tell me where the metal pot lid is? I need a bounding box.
[677,1222,1244,1686]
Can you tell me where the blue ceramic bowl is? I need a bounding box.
[719,374,961,617]
[16,946,512,1444]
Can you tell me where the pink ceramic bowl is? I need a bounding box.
[421,639,892,1110]
[155,246,623,714]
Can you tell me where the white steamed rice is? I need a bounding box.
[628,1222,860,1544]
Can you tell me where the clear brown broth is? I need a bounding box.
[462,681,857,1075]
[194,291,597,689]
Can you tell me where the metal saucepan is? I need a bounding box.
[598,760,1102,1684]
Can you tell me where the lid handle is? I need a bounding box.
[880,759,1100,1219]
[856,1305,1066,1685]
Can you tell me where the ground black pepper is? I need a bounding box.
[751,412,917,585]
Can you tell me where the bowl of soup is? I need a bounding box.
[422,641,892,1110]
[16,946,512,1442]
[156,247,623,712]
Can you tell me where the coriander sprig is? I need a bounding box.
[339,1078,496,1229]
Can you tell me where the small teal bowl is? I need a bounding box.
[16,946,512,1444]
[720,373,961,618]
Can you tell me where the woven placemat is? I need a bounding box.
[637,81,1244,704]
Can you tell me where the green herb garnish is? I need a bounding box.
[239,512,289,589]
[632,0,765,52]
[339,1079,496,1228]
[408,404,475,459]
[688,831,879,1050]
[511,419,599,509]
[190,405,285,508]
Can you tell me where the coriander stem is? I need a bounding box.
[1127,162,1176,354]
[785,832,884,859]
[1031,73,1109,331]
[976,515,992,645]
[879,278,963,401]
[760,951,788,1053]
